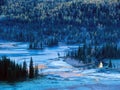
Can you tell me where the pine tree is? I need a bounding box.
[0,56,30,82]
[23,60,28,77]
[29,42,33,49]
[29,57,34,78]
[108,59,112,68]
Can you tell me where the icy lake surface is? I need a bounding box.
[0,42,120,90]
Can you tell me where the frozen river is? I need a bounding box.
[0,42,120,90]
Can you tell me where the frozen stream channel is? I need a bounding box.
[0,42,120,90]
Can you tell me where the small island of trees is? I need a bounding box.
[0,56,39,82]
[29,37,58,49]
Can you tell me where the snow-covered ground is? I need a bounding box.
[0,42,120,90]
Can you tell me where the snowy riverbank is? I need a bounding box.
[0,42,120,90]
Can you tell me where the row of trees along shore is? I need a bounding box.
[66,43,120,64]
[0,56,39,82]
[29,37,58,49]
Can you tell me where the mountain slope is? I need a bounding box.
[0,0,120,44]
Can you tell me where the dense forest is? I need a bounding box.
[0,0,120,46]
[0,56,39,82]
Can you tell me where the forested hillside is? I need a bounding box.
[0,0,120,45]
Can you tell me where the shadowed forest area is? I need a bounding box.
[0,56,38,82]
[0,0,120,46]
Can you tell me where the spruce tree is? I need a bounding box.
[108,59,112,68]
[29,57,34,78]
[23,60,28,78]
[29,43,33,49]
[0,56,30,82]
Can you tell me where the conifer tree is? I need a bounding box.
[108,59,112,68]
[0,56,30,82]
[23,60,28,77]
[29,57,34,78]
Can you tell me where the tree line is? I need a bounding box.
[28,37,58,49]
[0,56,39,82]
[97,43,120,59]
[66,43,120,66]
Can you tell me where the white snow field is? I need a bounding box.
[0,42,120,90]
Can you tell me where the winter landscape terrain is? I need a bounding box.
[0,0,120,90]
[0,42,120,90]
